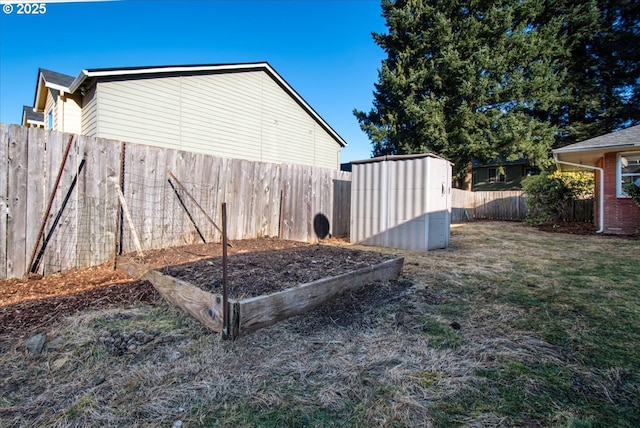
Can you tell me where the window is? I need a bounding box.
[46,107,53,130]
[617,153,640,197]
[488,168,505,183]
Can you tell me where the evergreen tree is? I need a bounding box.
[355,0,640,179]
[540,0,640,145]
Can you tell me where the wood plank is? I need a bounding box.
[122,143,143,253]
[75,134,92,267]
[57,133,80,273]
[237,256,404,335]
[160,148,178,248]
[42,130,64,274]
[144,269,226,333]
[25,127,46,271]
[6,125,29,277]
[0,124,8,278]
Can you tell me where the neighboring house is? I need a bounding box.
[21,106,44,128]
[471,156,538,191]
[553,124,640,235]
[28,62,347,169]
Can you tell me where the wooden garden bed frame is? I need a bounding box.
[120,256,404,339]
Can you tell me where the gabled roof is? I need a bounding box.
[33,68,75,111]
[66,62,347,147]
[22,105,44,126]
[553,125,640,171]
[40,68,75,88]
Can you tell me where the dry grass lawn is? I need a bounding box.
[1,221,638,427]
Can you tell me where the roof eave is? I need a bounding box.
[553,143,640,171]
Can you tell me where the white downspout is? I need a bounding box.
[553,155,604,233]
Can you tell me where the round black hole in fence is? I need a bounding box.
[313,213,330,239]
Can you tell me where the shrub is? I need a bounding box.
[522,171,594,224]
[623,182,640,207]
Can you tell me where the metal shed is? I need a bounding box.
[350,153,452,251]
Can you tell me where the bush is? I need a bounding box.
[522,171,594,224]
[623,182,640,207]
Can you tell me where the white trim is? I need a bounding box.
[617,151,640,198]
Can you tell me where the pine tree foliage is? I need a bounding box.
[355,0,640,178]
[542,0,640,145]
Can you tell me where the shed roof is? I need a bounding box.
[350,153,452,165]
[553,125,640,171]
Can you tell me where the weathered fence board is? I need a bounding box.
[25,128,46,273]
[0,124,8,278]
[6,126,29,278]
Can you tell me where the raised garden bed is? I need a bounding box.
[119,244,404,339]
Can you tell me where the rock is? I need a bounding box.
[172,421,183,428]
[51,356,68,370]
[25,332,47,355]
[46,336,66,351]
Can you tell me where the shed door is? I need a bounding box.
[427,159,451,249]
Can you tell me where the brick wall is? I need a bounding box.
[601,152,640,234]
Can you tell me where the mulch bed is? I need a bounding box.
[0,281,160,341]
[161,245,398,299]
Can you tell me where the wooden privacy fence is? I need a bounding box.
[0,124,351,279]
[451,188,594,222]
[452,189,527,221]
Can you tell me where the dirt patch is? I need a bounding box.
[535,221,598,235]
[535,221,640,239]
[161,245,399,299]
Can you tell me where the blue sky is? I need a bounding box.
[0,0,387,163]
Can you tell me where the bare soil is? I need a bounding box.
[161,245,398,299]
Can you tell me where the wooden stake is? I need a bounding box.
[113,142,126,270]
[222,202,230,340]
[115,184,144,257]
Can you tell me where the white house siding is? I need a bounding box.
[59,93,82,134]
[96,77,182,147]
[92,70,341,169]
[81,85,98,136]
